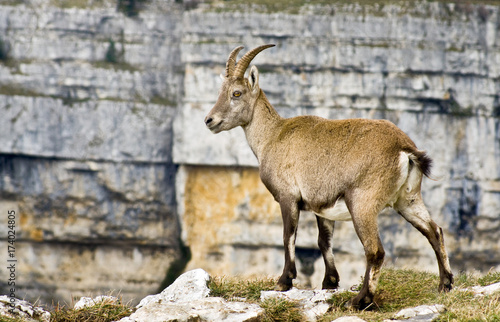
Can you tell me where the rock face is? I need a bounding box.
[0,0,182,304]
[0,0,499,305]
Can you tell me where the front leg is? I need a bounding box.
[316,216,340,289]
[276,200,300,291]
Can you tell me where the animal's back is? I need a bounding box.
[262,116,424,211]
[275,116,419,175]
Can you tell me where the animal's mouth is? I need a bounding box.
[207,120,223,133]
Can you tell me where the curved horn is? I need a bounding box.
[225,46,244,77]
[233,44,275,78]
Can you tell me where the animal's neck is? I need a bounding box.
[242,90,282,163]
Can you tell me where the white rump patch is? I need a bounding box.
[387,151,425,209]
[314,198,352,221]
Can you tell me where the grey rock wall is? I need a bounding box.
[0,0,499,305]
[0,0,182,305]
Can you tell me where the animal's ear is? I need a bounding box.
[220,73,225,81]
[248,65,260,93]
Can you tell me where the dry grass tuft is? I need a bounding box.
[50,297,133,322]
[208,275,276,302]
[260,297,304,322]
[323,267,500,321]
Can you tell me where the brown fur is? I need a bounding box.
[205,46,453,309]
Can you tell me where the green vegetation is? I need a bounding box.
[0,316,27,322]
[2,268,499,321]
[49,0,107,8]
[91,60,139,73]
[158,238,192,291]
[323,268,500,321]
[117,0,149,17]
[0,84,90,107]
[0,37,11,62]
[208,276,304,321]
[150,94,177,107]
[208,268,500,322]
[105,39,121,64]
[261,297,304,322]
[208,275,276,301]
[203,0,500,15]
[0,84,44,98]
[50,297,134,322]
[0,0,25,6]
[98,31,140,73]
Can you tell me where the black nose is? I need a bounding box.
[205,117,213,125]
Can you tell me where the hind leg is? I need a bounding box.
[349,219,385,309]
[395,194,453,292]
[346,196,386,309]
[316,216,340,289]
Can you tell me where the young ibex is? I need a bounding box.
[204,44,453,309]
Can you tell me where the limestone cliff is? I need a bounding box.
[0,0,498,305]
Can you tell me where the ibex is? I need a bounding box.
[204,44,453,308]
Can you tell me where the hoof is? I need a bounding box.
[346,294,375,311]
[274,282,292,292]
[322,276,339,290]
[439,274,454,293]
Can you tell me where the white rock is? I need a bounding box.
[125,297,264,322]
[393,304,446,320]
[125,269,264,322]
[332,317,366,322]
[471,282,500,296]
[0,295,50,322]
[73,295,119,310]
[137,268,211,308]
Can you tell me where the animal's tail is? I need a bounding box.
[408,149,433,179]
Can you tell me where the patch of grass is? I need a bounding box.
[208,275,305,320]
[150,95,177,107]
[0,316,27,322]
[478,271,500,286]
[374,267,440,312]
[0,0,25,6]
[261,297,304,322]
[51,298,134,322]
[323,268,440,320]
[206,0,332,14]
[323,268,500,321]
[92,60,139,73]
[452,270,500,288]
[205,0,500,16]
[327,289,356,308]
[50,0,107,8]
[208,276,276,302]
[0,84,44,97]
[437,289,500,321]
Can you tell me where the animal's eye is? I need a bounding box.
[233,91,242,97]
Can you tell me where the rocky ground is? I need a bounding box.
[2,269,500,322]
